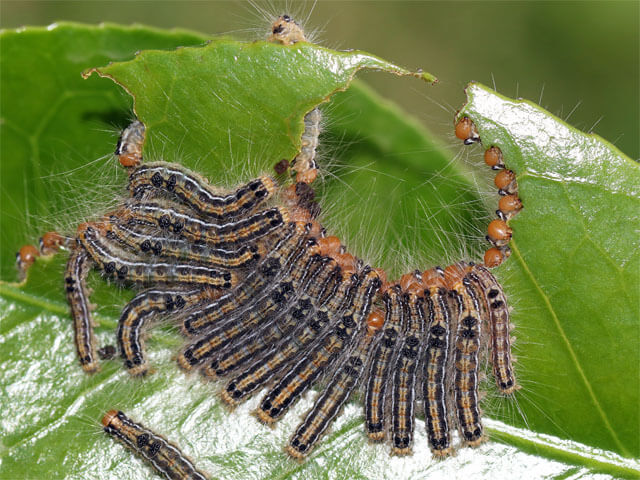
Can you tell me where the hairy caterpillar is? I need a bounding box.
[102,410,209,480]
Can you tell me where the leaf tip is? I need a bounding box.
[81,67,98,80]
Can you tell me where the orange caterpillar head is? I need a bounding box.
[498,194,523,215]
[443,261,472,289]
[487,219,512,246]
[16,244,39,274]
[316,236,360,276]
[39,231,65,255]
[287,204,322,237]
[484,146,505,170]
[494,169,517,193]
[421,266,447,290]
[76,219,112,240]
[101,410,119,428]
[269,15,307,45]
[334,252,358,276]
[317,236,341,257]
[454,117,480,145]
[366,310,385,335]
[296,168,318,184]
[115,121,145,168]
[400,270,423,296]
[373,268,388,288]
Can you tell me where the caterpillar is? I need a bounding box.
[65,246,99,373]
[118,287,219,376]
[128,162,277,220]
[102,410,209,480]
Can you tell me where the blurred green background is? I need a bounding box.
[2,0,638,159]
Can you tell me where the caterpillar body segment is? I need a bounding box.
[364,286,406,441]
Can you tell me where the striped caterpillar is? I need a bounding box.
[102,410,209,480]
[13,13,522,476]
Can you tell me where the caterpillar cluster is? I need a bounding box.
[18,109,519,464]
[454,117,523,267]
[14,14,521,477]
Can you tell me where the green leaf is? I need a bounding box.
[457,83,639,459]
[1,23,638,480]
